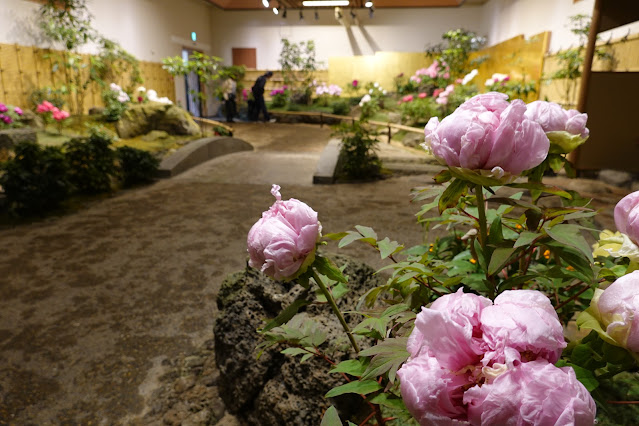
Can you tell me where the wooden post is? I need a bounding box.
[387,124,392,144]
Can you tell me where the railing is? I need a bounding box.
[192,116,234,135]
[270,110,423,143]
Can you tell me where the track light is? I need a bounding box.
[314,8,319,20]
[262,0,269,7]
[350,8,356,19]
[282,7,287,18]
[364,1,373,7]
[369,5,374,18]
[299,10,304,19]
[273,6,279,15]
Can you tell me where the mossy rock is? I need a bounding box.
[115,103,200,139]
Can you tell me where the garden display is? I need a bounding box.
[246,93,639,425]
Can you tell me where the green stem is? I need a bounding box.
[475,185,488,248]
[312,269,360,354]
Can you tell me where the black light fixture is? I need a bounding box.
[350,8,356,19]
[314,8,319,20]
[282,7,287,18]
[369,5,374,18]
[299,9,304,19]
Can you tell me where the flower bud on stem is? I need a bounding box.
[475,185,495,299]
[311,269,360,354]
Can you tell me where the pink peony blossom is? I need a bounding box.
[524,101,589,153]
[464,360,596,426]
[1,114,11,124]
[614,191,639,247]
[480,290,566,365]
[432,88,444,98]
[352,79,358,87]
[402,95,414,103]
[247,184,321,281]
[13,106,22,115]
[418,92,427,99]
[423,93,550,176]
[591,270,639,353]
[410,75,422,84]
[0,103,7,113]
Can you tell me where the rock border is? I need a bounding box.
[157,136,253,178]
[313,138,342,185]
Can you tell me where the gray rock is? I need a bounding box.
[386,111,402,124]
[402,132,424,148]
[214,255,380,425]
[0,128,37,149]
[88,106,105,116]
[116,103,200,139]
[598,169,633,188]
[18,109,44,129]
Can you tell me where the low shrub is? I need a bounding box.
[0,142,70,215]
[102,87,129,122]
[399,96,440,126]
[332,119,381,180]
[116,146,159,187]
[64,128,118,194]
[330,99,350,116]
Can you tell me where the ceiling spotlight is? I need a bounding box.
[262,0,270,7]
[299,10,304,19]
[364,1,373,7]
[282,7,287,17]
[273,6,279,14]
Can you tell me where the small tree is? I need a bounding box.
[426,29,487,81]
[278,39,321,105]
[162,52,223,113]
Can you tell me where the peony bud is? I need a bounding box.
[247,185,321,281]
[591,270,639,353]
[524,101,589,154]
[614,190,639,247]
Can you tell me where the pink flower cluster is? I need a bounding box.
[435,84,454,105]
[0,103,22,125]
[424,93,551,176]
[37,101,70,121]
[247,185,321,281]
[315,83,343,97]
[270,88,286,96]
[398,289,596,425]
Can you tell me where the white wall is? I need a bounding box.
[209,6,487,69]
[482,0,639,52]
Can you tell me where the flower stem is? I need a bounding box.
[312,269,360,354]
[475,185,488,247]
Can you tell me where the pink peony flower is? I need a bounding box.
[614,191,639,247]
[397,354,469,425]
[13,106,22,115]
[423,93,550,176]
[352,79,358,87]
[480,290,566,365]
[591,270,639,353]
[1,114,11,124]
[464,360,596,426]
[524,101,589,153]
[0,103,7,113]
[247,184,321,281]
[432,88,444,98]
[402,95,414,103]
[410,76,422,84]
[418,92,427,99]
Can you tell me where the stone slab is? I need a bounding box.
[313,138,342,184]
[157,136,253,178]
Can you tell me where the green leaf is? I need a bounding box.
[331,359,369,376]
[488,247,518,275]
[448,167,503,187]
[488,217,504,245]
[320,406,342,426]
[377,237,403,259]
[324,232,348,241]
[355,225,378,241]
[381,303,410,318]
[544,224,593,262]
[514,231,542,248]
[438,178,468,213]
[360,337,409,383]
[576,309,618,346]
[325,380,382,398]
[314,256,348,283]
[507,182,572,199]
[300,353,313,363]
[368,393,408,410]
[433,169,452,183]
[338,232,365,248]
[489,197,541,212]
[525,209,542,230]
[281,347,308,356]
[260,298,311,333]
[565,363,599,392]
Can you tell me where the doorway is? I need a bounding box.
[182,48,202,117]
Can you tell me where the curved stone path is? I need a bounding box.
[0,123,432,424]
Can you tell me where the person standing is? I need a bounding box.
[251,71,275,122]
[222,77,237,123]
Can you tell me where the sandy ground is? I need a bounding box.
[0,123,435,424]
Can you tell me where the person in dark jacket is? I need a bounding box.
[251,71,275,122]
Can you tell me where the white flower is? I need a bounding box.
[374,82,379,87]
[359,94,371,107]
[147,89,158,100]
[382,89,387,95]
[593,230,639,262]
[117,92,130,103]
[137,86,146,93]
[369,89,373,94]
[462,69,478,85]
[110,83,122,92]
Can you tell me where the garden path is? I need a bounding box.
[0,122,630,424]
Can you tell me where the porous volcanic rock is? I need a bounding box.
[0,128,37,149]
[214,255,382,425]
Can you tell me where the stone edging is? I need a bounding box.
[313,138,342,185]
[157,137,253,178]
